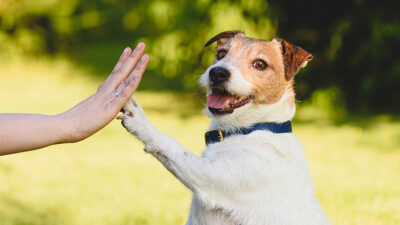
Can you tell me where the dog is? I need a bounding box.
[119,31,331,225]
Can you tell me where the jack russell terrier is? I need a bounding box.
[118,31,331,225]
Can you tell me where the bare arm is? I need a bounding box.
[0,114,70,155]
[0,42,149,156]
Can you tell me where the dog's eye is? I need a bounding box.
[216,50,227,60]
[253,59,268,70]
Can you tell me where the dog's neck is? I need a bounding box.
[207,88,296,132]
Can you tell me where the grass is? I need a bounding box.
[0,58,399,225]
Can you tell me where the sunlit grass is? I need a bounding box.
[0,58,399,225]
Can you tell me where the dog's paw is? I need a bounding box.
[117,97,147,135]
[118,97,160,151]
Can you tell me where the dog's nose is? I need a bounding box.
[209,67,230,85]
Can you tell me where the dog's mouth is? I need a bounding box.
[207,88,253,115]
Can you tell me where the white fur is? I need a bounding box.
[120,93,331,225]
[199,60,253,98]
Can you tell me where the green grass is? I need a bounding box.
[0,58,399,225]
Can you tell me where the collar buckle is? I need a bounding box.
[205,129,223,145]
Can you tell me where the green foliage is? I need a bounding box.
[296,87,347,121]
[0,0,275,91]
[1,0,399,113]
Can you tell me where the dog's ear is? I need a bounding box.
[205,30,245,47]
[274,37,313,80]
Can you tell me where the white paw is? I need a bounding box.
[118,97,146,135]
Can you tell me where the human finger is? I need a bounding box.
[114,54,149,103]
[111,47,132,73]
[97,47,131,96]
[104,42,145,91]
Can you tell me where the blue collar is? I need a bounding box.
[205,121,292,145]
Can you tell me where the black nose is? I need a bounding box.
[209,67,230,85]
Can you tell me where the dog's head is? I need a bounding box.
[200,31,313,127]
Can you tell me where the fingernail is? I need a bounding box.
[123,47,130,55]
[137,54,148,65]
[136,42,144,49]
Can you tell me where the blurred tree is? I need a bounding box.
[0,0,398,113]
[0,0,275,91]
[269,0,400,113]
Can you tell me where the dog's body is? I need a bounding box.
[120,31,330,225]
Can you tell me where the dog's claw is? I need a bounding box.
[126,111,134,117]
[116,115,124,120]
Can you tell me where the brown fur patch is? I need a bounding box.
[217,37,290,104]
[242,40,289,104]
[274,38,313,80]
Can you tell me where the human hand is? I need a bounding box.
[59,42,149,143]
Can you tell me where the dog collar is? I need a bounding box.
[205,121,292,145]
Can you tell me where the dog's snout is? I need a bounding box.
[209,67,230,85]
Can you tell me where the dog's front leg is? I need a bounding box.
[120,97,241,207]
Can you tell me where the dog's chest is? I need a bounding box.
[188,132,326,225]
[188,196,239,225]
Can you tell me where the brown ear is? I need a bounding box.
[274,37,313,80]
[204,30,245,47]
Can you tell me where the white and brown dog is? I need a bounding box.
[119,31,331,225]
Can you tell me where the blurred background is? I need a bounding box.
[0,0,399,224]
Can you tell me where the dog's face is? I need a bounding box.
[200,31,313,118]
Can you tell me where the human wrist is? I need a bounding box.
[53,112,80,144]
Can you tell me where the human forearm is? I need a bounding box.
[0,113,72,155]
[0,43,149,156]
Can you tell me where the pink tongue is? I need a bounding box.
[207,94,235,109]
